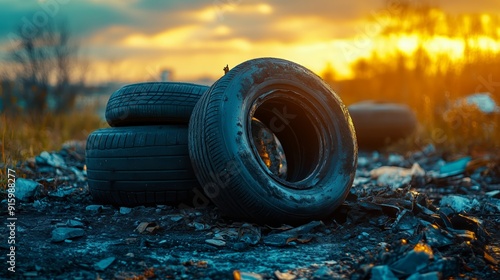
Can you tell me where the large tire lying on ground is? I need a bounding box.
[86,125,200,206]
[105,82,208,126]
[189,57,358,225]
[348,101,417,150]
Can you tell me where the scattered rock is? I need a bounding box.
[168,214,184,222]
[119,207,132,214]
[439,195,480,212]
[85,205,103,213]
[70,166,85,181]
[48,186,76,198]
[55,219,85,228]
[238,223,261,245]
[388,154,405,166]
[15,178,42,201]
[390,243,433,277]
[370,265,398,280]
[205,239,226,247]
[93,257,116,271]
[189,221,211,231]
[51,227,85,242]
[37,151,67,169]
[312,266,334,279]
[407,271,440,280]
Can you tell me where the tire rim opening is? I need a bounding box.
[249,91,323,187]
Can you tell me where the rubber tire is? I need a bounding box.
[105,82,208,127]
[348,101,417,150]
[188,57,358,225]
[86,125,200,206]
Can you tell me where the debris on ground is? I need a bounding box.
[1,142,499,279]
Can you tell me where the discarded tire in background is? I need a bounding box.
[86,125,200,206]
[189,58,358,224]
[348,101,417,150]
[105,82,208,126]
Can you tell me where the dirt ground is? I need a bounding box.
[1,142,499,279]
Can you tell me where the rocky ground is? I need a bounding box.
[1,141,499,279]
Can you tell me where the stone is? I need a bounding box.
[51,227,85,242]
[390,243,433,276]
[371,265,398,280]
[15,178,42,201]
[312,266,334,279]
[205,239,226,247]
[439,195,480,212]
[93,257,115,271]
[407,271,440,280]
[119,207,132,214]
[38,151,67,168]
[85,205,103,213]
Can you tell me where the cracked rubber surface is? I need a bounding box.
[105,82,208,127]
[86,125,200,206]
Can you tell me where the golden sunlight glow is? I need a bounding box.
[257,3,273,14]
[75,3,500,84]
[470,36,500,51]
[123,25,200,48]
[191,3,272,23]
[396,35,420,54]
[214,25,231,36]
[423,36,465,59]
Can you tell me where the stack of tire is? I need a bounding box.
[86,82,208,206]
[86,58,358,224]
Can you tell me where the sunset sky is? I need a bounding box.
[1,0,499,85]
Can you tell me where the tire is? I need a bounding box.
[188,57,358,224]
[348,101,417,150]
[105,82,208,126]
[86,125,200,206]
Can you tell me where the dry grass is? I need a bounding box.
[0,110,107,176]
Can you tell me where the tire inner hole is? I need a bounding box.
[250,97,321,184]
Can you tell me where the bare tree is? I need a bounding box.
[9,18,85,113]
